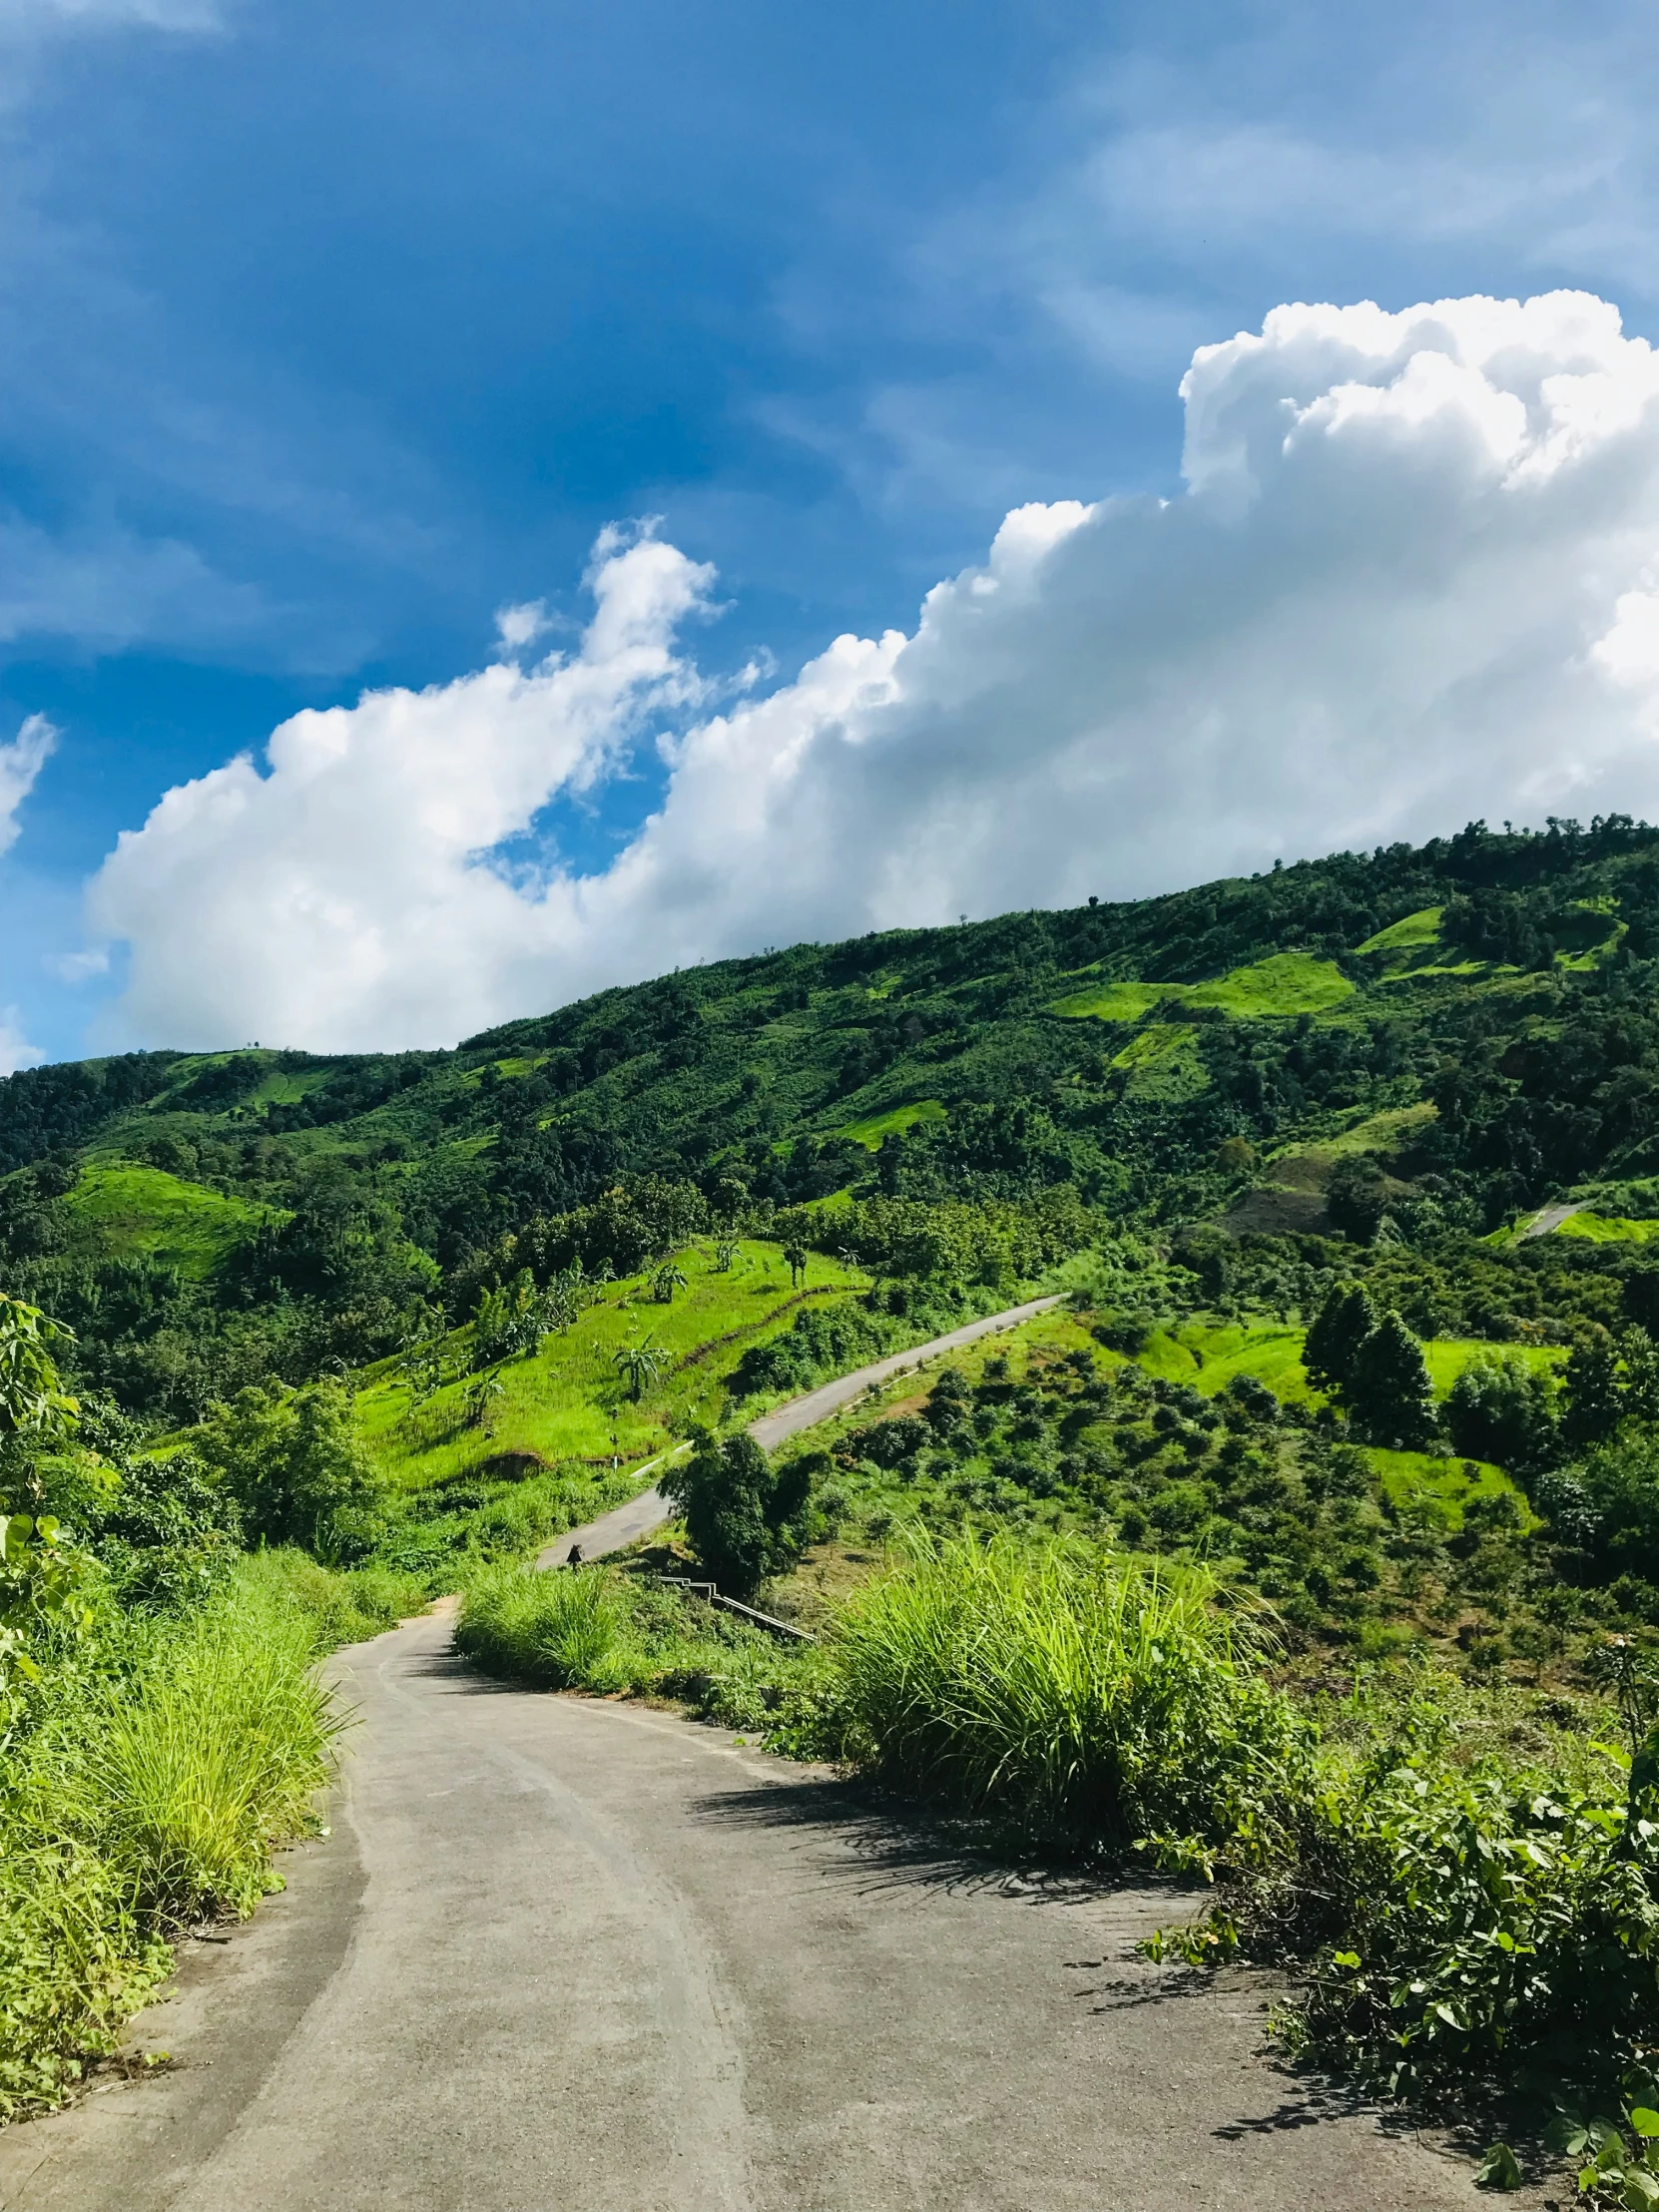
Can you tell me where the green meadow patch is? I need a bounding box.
[834,1099,947,1149]
[1554,1209,1659,1244]
[61,1164,273,1279]
[1367,1446,1529,1532]
[1125,1319,1561,1412]
[1051,950,1352,1024]
[357,1239,867,1493]
[1354,905,1443,956]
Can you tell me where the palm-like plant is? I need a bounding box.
[613,1339,668,1402]
[713,1237,740,1275]
[464,1372,506,1429]
[784,1241,808,1289]
[650,1261,689,1305]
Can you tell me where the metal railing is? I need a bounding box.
[658,1575,817,1643]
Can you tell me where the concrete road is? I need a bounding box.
[538,1294,1066,1570]
[1518,1203,1582,1239]
[0,1612,1514,2212]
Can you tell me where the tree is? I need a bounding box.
[1303,1283,1378,1398]
[612,1339,667,1402]
[1563,1329,1624,1451]
[465,1372,506,1430]
[196,1380,385,1563]
[783,1241,808,1289]
[660,1431,812,1595]
[1445,1353,1559,1473]
[1345,1310,1437,1448]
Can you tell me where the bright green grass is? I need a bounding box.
[835,1099,946,1149]
[1355,906,1443,956]
[1130,1322,1562,1409]
[1052,950,1352,1024]
[460,1054,547,1087]
[1185,951,1353,1016]
[1368,1447,1532,1532]
[62,1164,272,1279]
[1138,1321,1319,1401]
[248,1069,330,1106]
[1048,979,1170,1021]
[1554,1210,1659,1244]
[357,1239,867,1491]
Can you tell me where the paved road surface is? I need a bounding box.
[0,1611,1514,2212]
[538,1294,1065,1570]
[1518,1203,1582,1239]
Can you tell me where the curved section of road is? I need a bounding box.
[538,1294,1064,1569]
[0,1611,1507,2212]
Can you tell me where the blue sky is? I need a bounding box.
[8,0,1659,1063]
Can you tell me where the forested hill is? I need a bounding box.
[8,811,1659,1418]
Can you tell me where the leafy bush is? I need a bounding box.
[0,1555,344,2116]
[825,1530,1307,1847]
[1445,1353,1558,1473]
[1254,1689,1659,2100]
[660,1431,811,1596]
[194,1381,387,1563]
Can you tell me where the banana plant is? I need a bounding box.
[613,1339,667,1402]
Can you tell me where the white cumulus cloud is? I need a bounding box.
[0,713,55,859]
[85,289,1659,1052]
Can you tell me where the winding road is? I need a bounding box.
[0,1300,1518,2212]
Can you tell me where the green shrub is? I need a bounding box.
[0,1556,345,2117]
[824,1530,1308,1847]
[660,1431,811,1596]
[1257,1692,1659,2098]
[193,1381,387,1563]
[1445,1352,1558,1473]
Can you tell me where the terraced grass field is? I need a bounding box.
[834,1099,947,1149]
[356,1239,868,1492]
[61,1163,275,1279]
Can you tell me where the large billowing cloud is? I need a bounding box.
[85,289,1659,1051]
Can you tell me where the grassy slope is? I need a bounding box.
[61,1164,273,1279]
[357,1240,868,1490]
[835,1100,947,1148]
[1050,949,1353,1022]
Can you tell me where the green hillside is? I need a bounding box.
[9,813,1659,1425]
[19,813,1659,2126]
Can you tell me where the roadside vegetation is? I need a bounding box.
[25,817,1659,2181]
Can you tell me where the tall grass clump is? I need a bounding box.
[457,1562,643,1693]
[455,1561,821,1734]
[0,1557,344,2116]
[826,1530,1309,1848]
[47,1566,341,1923]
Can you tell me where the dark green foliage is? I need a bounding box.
[1303,1283,1379,1396]
[1564,1329,1626,1449]
[1444,1354,1558,1473]
[192,1382,386,1564]
[88,1448,244,1610]
[660,1431,812,1596]
[1346,1312,1438,1449]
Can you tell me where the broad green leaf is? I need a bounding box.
[1474,2142,1521,2191]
